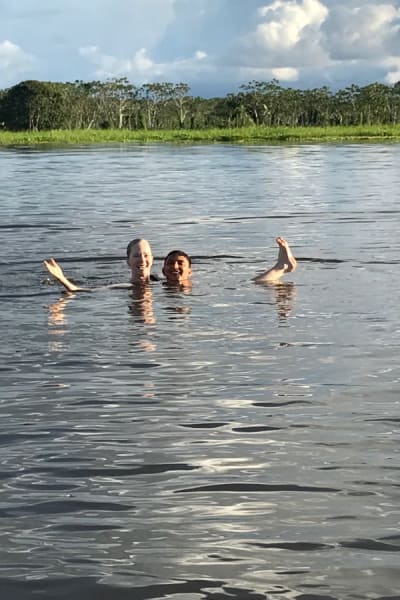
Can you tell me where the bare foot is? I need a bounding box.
[253,237,297,283]
[276,237,297,273]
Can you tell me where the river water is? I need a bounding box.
[0,142,399,600]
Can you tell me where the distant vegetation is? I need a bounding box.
[1,78,400,144]
[1,125,400,146]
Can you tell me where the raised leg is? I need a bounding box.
[253,237,297,283]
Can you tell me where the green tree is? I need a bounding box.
[0,80,69,130]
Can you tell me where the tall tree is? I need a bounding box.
[1,80,68,130]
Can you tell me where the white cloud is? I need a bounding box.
[386,70,400,84]
[79,45,212,82]
[1,0,400,94]
[195,51,207,61]
[236,64,299,82]
[0,40,33,71]
[217,0,400,90]
[256,0,328,49]
[79,46,160,78]
[225,0,330,74]
[271,67,299,80]
[0,40,35,83]
[323,3,400,60]
[320,2,400,87]
[382,57,400,84]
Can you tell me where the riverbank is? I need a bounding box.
[1,125,400,145]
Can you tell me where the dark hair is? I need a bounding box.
[126,238,143,258]
[163,250,192,267]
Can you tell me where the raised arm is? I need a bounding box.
[43,258,83,292]
[253,237,297,283]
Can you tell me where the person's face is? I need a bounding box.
[127,240,153,283]
[163,254,192,285]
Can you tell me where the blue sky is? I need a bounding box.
[1,0,400,96]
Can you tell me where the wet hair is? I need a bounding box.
[163,250,192,267]
[126,238,144,258]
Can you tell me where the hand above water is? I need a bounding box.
[43,258,80,292]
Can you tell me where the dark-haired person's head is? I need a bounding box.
[126,238,153,284]
[162,250,192,285]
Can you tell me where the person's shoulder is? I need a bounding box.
[150,273,161,282]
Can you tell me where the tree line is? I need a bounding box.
[1,78,400,131]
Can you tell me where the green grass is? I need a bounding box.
[1,125,400,146]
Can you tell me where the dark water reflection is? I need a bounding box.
[0,143,400,599]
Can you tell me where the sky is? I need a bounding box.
[1,0,400,96]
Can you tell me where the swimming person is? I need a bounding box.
[44,238,156,292]
[253,237,297,283]
[44,236,295,291]
[162,250,192,288]
[44,239,193,292]
[125,238,156,284]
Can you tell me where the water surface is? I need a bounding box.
[1,143,399,599]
